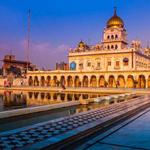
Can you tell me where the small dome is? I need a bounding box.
[78,40,85,46]
[78,40,87,49]
[107,8,124,28]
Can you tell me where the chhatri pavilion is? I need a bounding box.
[28,8,150,88]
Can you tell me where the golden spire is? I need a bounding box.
[114,6,117,16]
[106,7,124,28]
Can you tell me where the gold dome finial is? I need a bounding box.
[106,7,124,28]
[78,40,85,48]
[114,7,117,16]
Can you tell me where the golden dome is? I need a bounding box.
[78,40,86,48]
[107,8,124,28]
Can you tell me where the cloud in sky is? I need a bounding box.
[57,44,70,53]
[27,41,69,69]
[0,39,69,69]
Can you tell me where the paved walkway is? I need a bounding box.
[0,95,150,149]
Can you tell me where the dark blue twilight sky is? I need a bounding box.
[0,0,150,69]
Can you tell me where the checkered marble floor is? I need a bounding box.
[0,95,149,150]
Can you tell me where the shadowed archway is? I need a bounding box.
[67,76,73,87]
[41,76,45,86]
[28,76,33,86]
[99,76,105,87]
[108,75,116,88]
[148,76,150,88]
[90,76,97,87]
[60,76,66,87]
[138,75,146,88]
[46,76,51,86]
[83,76,88,87]
[74,76,81,87]
[117,75,125,88]
[34,76,39,86]
[126,75,135,88]
[53,76,58,87]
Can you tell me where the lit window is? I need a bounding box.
[111,35,114,39]
[115,45,118,49]
[79,63,83,70]
[97,62,100,67]
[115,35,118,39]
[107,45,110,50]
[79,63,83,67]
[108,61,111,66]
[87,62,91,67]
[116,61,120,67]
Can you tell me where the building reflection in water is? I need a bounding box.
[0,91,126,112]
[0,91,27,111]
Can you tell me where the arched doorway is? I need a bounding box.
[28,76,33,86]
[28,92,33,99]
[138,75,146,88]
[34,76,39,86]
[60,76,66,87]
[90,76,97,87]
[117,75,125,88]
[46,76,51,86]
[108,75,116,88]
[53,76,58,87]
[34,92,39,99]
[74,76,81,87]
[41,76,45,86]
[147,76,150,88]
[67,76,73,87]
[41,93,45,100]
[99,76,105,87]
[83,76,88,87]
[126,75,135,88]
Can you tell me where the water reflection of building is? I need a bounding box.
[0,91,127,112]
[2,91,27,108]
[26,92,102,105]
[28,8,150,89]
[1,91,101,108]
[0,94,4,111]
[26,91,122,112]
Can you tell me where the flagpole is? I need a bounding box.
[27,9,31,72]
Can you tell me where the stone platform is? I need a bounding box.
[1,86,150,94]
[0,95,150,150]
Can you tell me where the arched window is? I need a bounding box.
[70,61,76,70]
[107,45,110,50]
[111,45,114,49]
[107,35,110,39]
[87,61,91,67]
[79,63,83,70]
[115,45,118,49]
[123,58,129,66]
[115,35,118,39]
[111,35,114,40]
[116,61,120,67]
